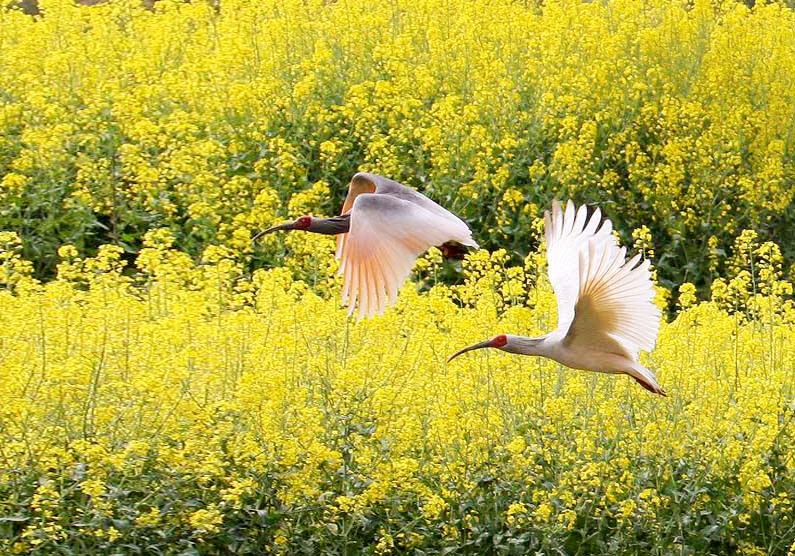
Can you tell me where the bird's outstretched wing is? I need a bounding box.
[563,230,661,361]
[339,193,476,319]
[336,172,472,259]
[544,200,617,335]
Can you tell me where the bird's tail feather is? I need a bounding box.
[627,363,666,396]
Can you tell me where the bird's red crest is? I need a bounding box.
[491,334,508,348]
[296,215,312,229]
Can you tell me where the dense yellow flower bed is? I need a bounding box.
[2,0,795,289]
[0,233,793,553]
[2,0,795,552]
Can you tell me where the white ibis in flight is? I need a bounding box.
[448,200,665,396]
[254,172,478,318]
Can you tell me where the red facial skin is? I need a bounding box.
[490,334,508,348]
[296,216,312,230]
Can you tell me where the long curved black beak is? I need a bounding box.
[252,222,295,242]
[447,340,493,363]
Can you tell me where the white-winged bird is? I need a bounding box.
[255,172,478,319]
[447,200,665,395]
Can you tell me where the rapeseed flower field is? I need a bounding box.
[1,230,794,553]
[1,0,794,554]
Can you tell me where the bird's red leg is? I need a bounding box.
[439,242,468,260]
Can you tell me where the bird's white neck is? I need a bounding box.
[502,334,553,357]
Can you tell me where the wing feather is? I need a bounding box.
[372,241,399,307]
[360,258,371,317]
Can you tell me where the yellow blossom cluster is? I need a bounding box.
[2,0,795,291]
[0,236,792,553]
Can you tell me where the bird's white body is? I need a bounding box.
[336,172,478,319]
[504,334,656,385]
[449,200,665,395]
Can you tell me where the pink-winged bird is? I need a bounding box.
[447,200,665,395]
[254,172,478,319]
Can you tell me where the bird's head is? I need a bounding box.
[447,334,508,362]
[252,215,312,241]
[295,215,313,230]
